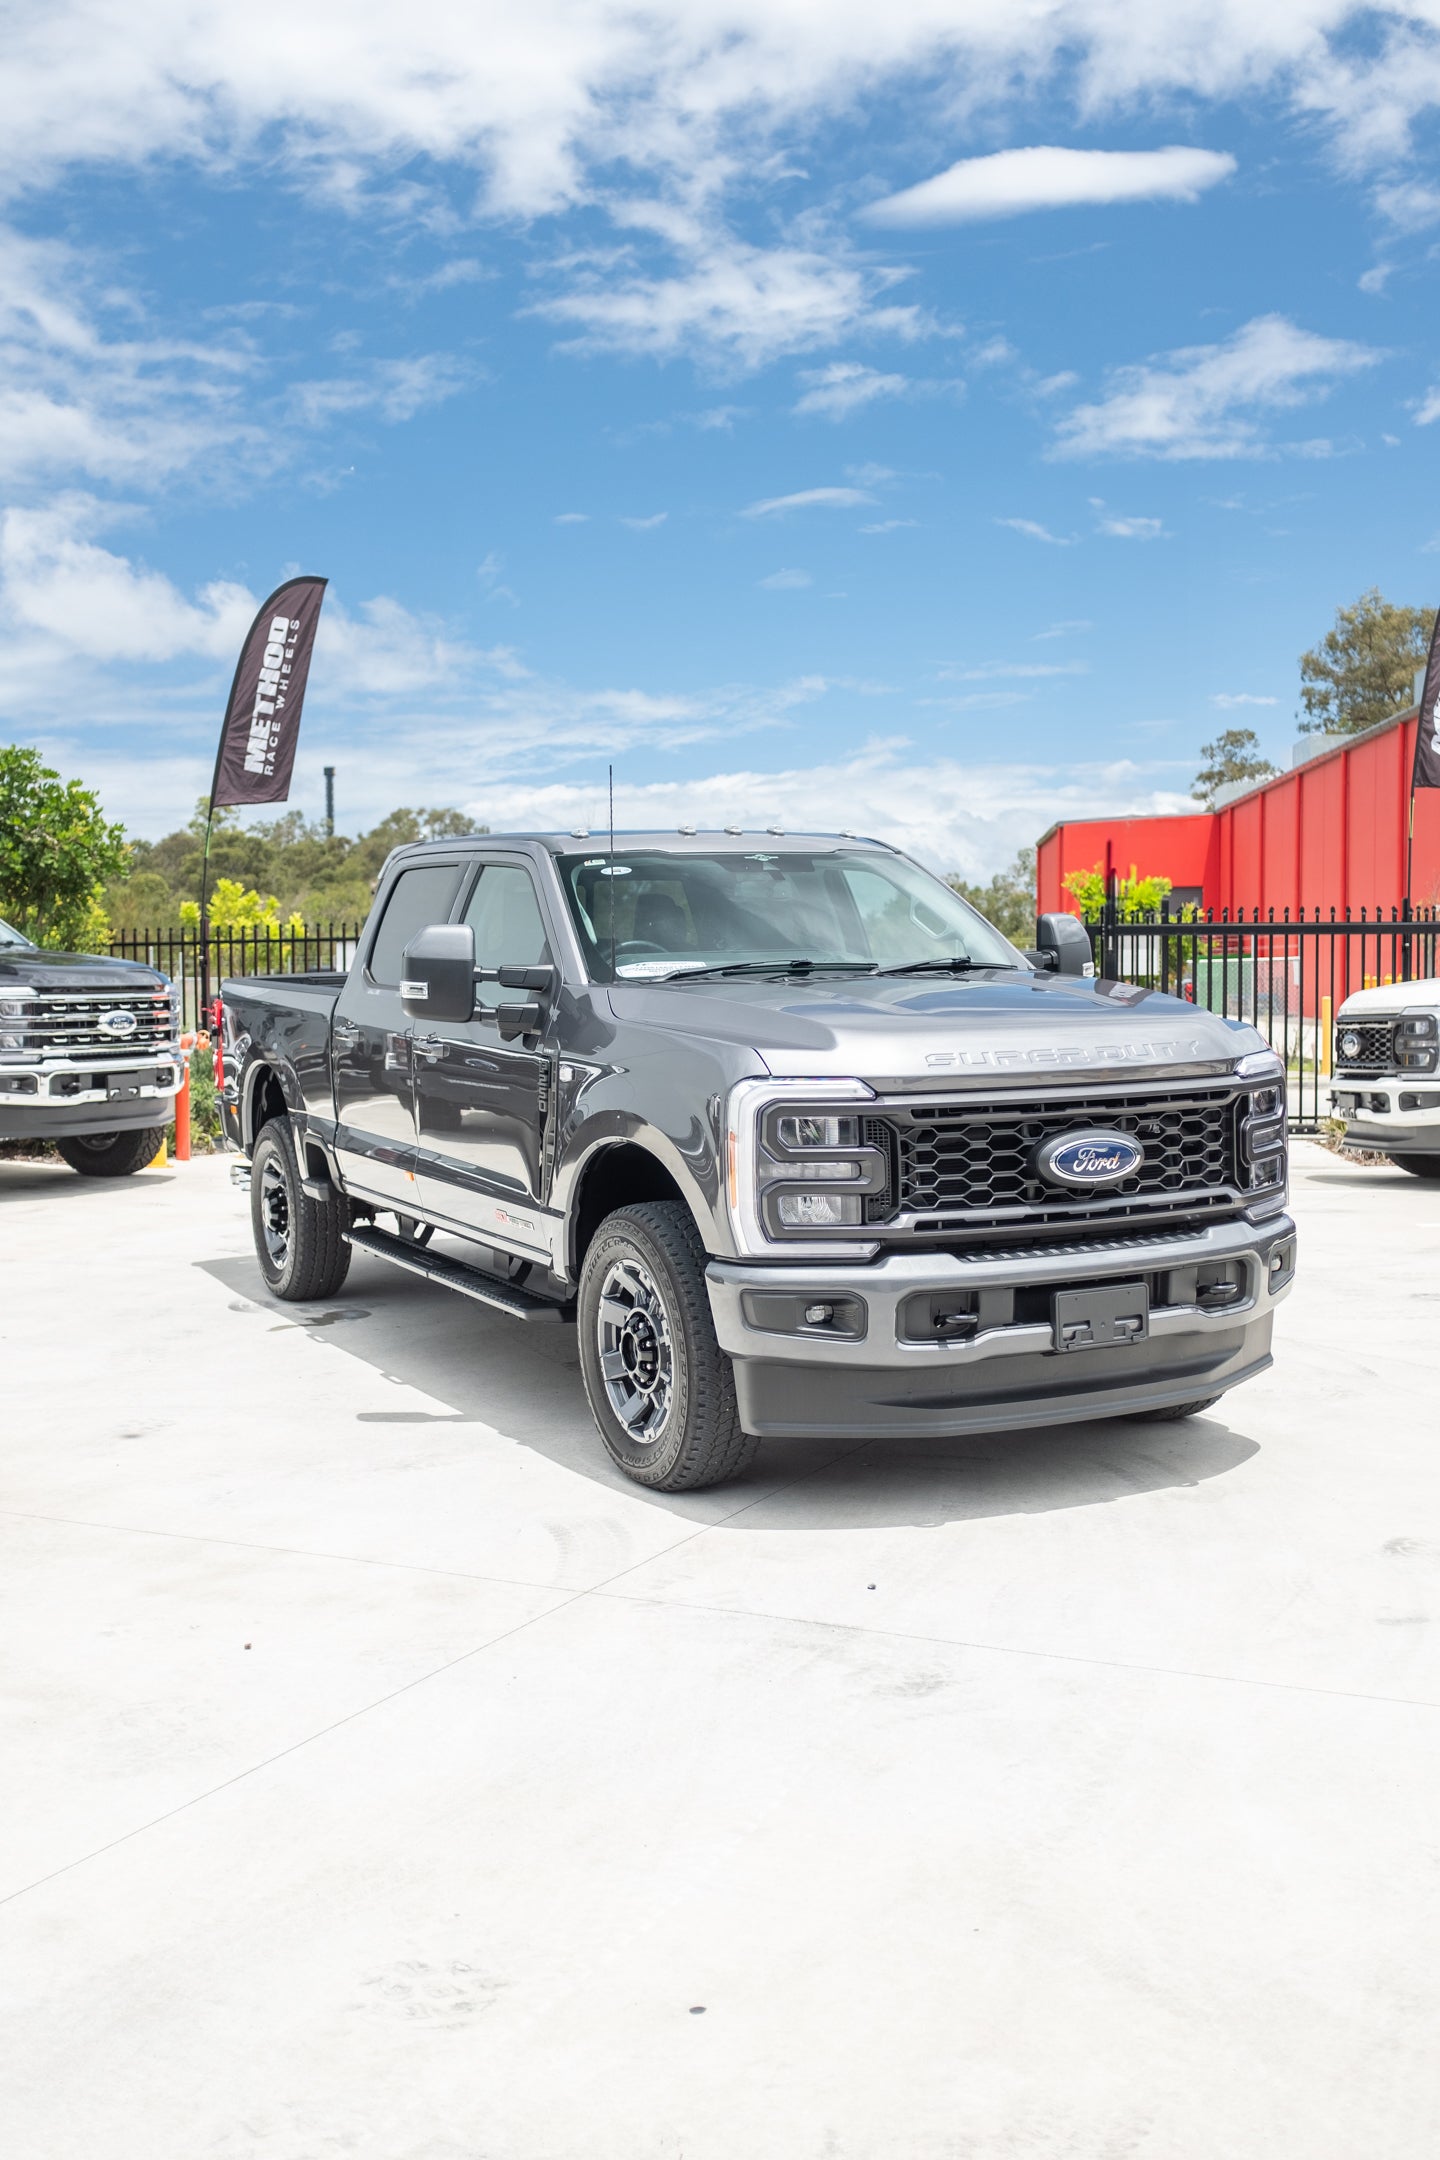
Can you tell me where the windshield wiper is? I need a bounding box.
[875,956,1009,976]
[651,957,878,982]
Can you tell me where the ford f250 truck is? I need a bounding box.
[1329,977,1440,1174]
[0,914,181,1172]
[220,832,1296,1490]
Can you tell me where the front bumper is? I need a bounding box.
[706,1214,1296,1439]
[0,1057,181,1140]
[1329,1082,1440,1154]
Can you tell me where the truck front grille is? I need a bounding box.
[2,989,174,1059]
[1334,1019,1395,1073]
[889,1084,1244,1234]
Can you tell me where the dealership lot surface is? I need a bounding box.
[3,1145,1438,2159]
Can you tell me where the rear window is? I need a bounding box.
[367,864,463,985]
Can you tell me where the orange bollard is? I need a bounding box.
[175,1033,194,1161]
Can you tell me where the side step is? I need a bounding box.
[344,1224,574,1323]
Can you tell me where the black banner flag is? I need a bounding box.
[211,575,327,808]
[1416,603,1440,793]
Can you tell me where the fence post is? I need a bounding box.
[1319,996,1332,1081]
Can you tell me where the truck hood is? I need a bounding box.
[609,967,1263,1084]
[0,948,167,992]
[1339,977,1440,1016]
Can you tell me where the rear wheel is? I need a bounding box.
[578,1201,758,1491]
[55,1127,164,1177]
[250,1117,352,1300]
[1388,1154,1440,1179]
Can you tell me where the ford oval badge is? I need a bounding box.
[1037,1129,1143,1189]
[99,1009,138,1038]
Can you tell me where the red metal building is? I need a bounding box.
[1037,701,1439,919]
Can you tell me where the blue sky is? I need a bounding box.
[5,3,1440,874]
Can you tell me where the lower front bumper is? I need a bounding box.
[0,1093,176,1140]
[706,1215,1294,1440]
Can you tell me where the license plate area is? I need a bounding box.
[1053,1281,1149,1352]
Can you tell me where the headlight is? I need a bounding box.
[726,1079,889,1254]
[1397,1014,1438,1071]
[1339,1029,1362,1060]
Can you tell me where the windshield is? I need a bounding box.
[0,915,35,949]
[555,847,1025,982]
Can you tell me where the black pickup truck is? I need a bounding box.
[221,831,1295,1490]
[0,914,181,1173]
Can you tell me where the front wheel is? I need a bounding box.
[577,1202,758,1491]
[56,1127,164,1177]
[1389,1154,1440,1179]
[250,1118,352,1300]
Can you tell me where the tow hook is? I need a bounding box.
[230,1159,252,1194]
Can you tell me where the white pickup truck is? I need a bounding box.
[1330,980,1440,1176]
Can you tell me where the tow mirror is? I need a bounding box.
[401,923,476,1021]
[1032,912,1095,978]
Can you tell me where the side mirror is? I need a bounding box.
[401,923,476,1021]
[1033,912,1095,978]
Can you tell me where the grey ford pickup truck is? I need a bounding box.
[220,831,1295,1489]
[0,913,181,1173]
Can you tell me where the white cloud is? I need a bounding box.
[938,661,1087,681]
[1374,179,1440,230]
[996,516,1075,544]
[554,511,589,523]
[287,354,467,427]
[533,235,926,369]
[1095,512,1167,538]
[0,496,253,661]
[1052,314,1382,461]
[1211,692,1278,707]
[864,145,1236,226]
[449,743,1202,880]
[859,519,918,533]
[793,362,911,419]
[758,568,812,589]
[1033,618,1092,639]
[619,511,668,529]
[1414,386,1440,425]
[742,486,876,517]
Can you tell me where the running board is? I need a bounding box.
[343,1225,573,1323]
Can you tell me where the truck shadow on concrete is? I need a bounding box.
[197,1251,1261,1531]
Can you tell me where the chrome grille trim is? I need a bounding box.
[2,989,174,1058]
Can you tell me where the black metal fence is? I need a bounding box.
[107,924,365,1028]
[1087,904,1440,1129]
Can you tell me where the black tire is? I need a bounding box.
[250,1117,353,1301]
[577,1201,758,1491]
[56,1127,164,1177]
[1129,1396,1222,1422]
[1388,1154,1440,1179]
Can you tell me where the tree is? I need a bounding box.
[0,746,129,949]
[1299,588,1433,737]
[1192,727,1277,809]
[948,846,1037,946]
[1063,863,1179,921]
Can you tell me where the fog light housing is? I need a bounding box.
[774,1191,864,1228]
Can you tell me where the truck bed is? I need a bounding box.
[221,973,344,1131]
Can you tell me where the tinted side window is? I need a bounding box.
[463,866,551,1008]
[368,864,463,985]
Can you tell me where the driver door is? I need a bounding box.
[413,860,556,1256]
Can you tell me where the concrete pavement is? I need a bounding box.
[2,1143,1438,2157]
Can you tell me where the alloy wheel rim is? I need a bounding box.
[260,1154,291,1267]
[596,1255,674,1444]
